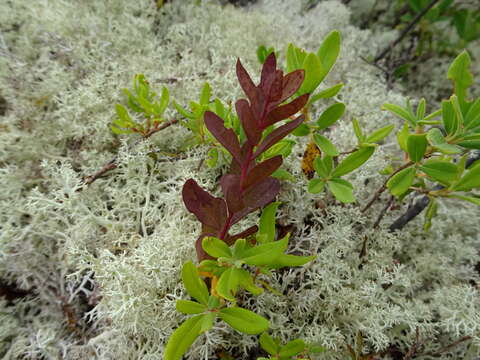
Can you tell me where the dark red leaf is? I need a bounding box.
[182,179,228,231]
[204,111,242,164]
[280,70,305,102]
[253,115,305,158]
[220,174,244,213]
[225,225,258,245]
[243,155,282,190]
[236,99,260,145]
[267,70,284,104]
[260,53,277,93]
[263,93,309,128]
[231,177,280,225]
[236,59,257,105]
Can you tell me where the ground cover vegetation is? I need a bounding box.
[0,0,479,359]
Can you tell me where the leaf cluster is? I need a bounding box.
[381,51,480,228]
[111,74,170,137]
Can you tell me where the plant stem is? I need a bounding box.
[374,0,440,63]
[362,161,413,213]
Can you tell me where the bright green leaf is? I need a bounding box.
[382,103,416,126]
[365,124,394,143]
[452,165,480,191]
[327,178,355,203]
[308,83,343,106]
[279,339,306,357]
[317,30,341,82]
[202,237,232,259]
[387,167,416,197]
[447,50,473,103]
[258,202,280,244]
[181,261,209,305]
[332,146,375,177]
[313,156,333,178]
[407,133,428,162]
[164,315,207,360]
[299,53,323,95]
[308,178,325,194]
[317,103,345,130]
[219,307,269,334]
[313,134,339,156]
[176,300,207,315]
[426,128,462,154]
[420,159,459,185]
[259,333,279,355]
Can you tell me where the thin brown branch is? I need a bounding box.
[422,336,472,357]
[373,194,395,229]
[362,161,413,213]
[374,0,440,63]
[80,119,179,189]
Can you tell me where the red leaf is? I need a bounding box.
[182,179,228,231]
[263,93,309,128]
[236,99,260,145]
[225,225,258,245]
[231,177,280,225]
[280,70,305,102]
[243,155,282,190]
[260,53,277,92]
[204,111,242,164]
[236,59,257,105]
[220,174,244,214]
[253,115,305,158]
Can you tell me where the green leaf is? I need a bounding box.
[327,178,355,203]
[441,99,459,136]
[216,268,262,301]
[308,83,343,105]
[259,333,279,355]
[447,50,473,103]
[406,133,428,162]
[317,30,341,82]
[420,159,459,185]
[464,98,480,130]
[202,237,232,259]
[313,156,333,178]
[200,83,211,105]
[219,307,269,334]
[164,315,208,360]
[457,134,480,149]
[156,86,170,115]
[279,339,306,357]
[271,169,297,182]
[299,53,323,95]
[426,128,462,154]
[382,103,416,126]
[352,118,364,143]
[242,236,289,266]
[262,140,296,159]
[206,147,219,168]
[176,300,207,315]
[292,123,310,136]
[452,165,480,191]
[317,103,345,130]
[423,197,437,231]
[449,194,480,206]
[416,98,426,121]
[308,178,325,194]
[332,146,375,177]
[397,123,410,152]
[216,267,242,302]
[258,202,280,244]
[115,104,133,124]
[387,167,415,196]
[313,134,339,156]
[270,253,316,268]
[365,124,394,143]
[182,261,209,305]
